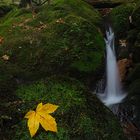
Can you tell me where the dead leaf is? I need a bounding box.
[56,18,65,24]
[2,55,10,61]
[119,40,127,47]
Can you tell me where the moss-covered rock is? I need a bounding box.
[9,76,125,140]
[0,0,127,139]
[110,3,135,37]
[131,1,140,28]
[0,0,105,99]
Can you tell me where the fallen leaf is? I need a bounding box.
[56,18,65,24]
[25,102,58,137]
[27,111,40,137]
[119,39,127,47]
[2,55,10,61]
[39,114,57,132]
[38,103,59,114]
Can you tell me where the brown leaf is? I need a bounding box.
[56,18,65,24]
[2,55,10,61]
[119,39,127,47]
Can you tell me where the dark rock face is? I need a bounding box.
[85,0,131,8]
[110,0,140,136]
[0,4,12,17]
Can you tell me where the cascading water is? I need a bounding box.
[98,27,126,107]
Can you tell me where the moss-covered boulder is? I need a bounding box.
[0,0,105,99]
[131,1,140,28]
[110,3,135,38]
[8,76,125,140]
[0,0,127,139]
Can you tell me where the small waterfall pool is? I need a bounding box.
[97,27,127,108]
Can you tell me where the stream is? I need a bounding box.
[97,26,126,107]
[94,7,140,139]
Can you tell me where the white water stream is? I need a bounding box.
[98,27,126,107]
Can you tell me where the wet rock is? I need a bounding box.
[85,0,125,8]
[117,58,132,81]
[0,0,105,100]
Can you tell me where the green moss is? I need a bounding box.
[13,120,70,140]
[15,77,86,113]
[0,0,105,94]
[0,1,126,139]
[132,1,140,28]
[16,81,48,101]
[110,3,135,37]
[71,51,103,72]
[11,77,125,140]
[35,0,101,25]
[78,116,95,139]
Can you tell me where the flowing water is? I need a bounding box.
[97,27,126,108]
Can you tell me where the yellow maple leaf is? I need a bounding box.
[25,103,58,137]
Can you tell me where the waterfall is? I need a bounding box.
[98,27,126,107]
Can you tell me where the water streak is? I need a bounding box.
[98,27,126,107]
